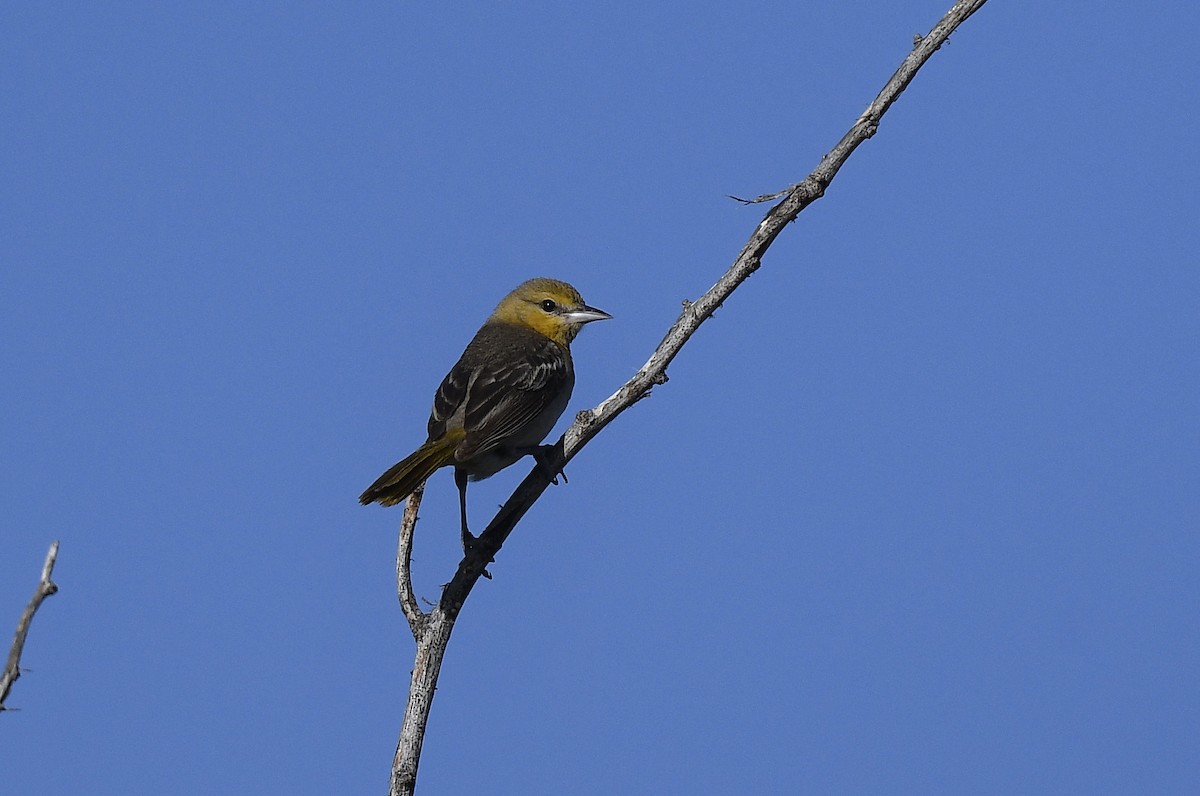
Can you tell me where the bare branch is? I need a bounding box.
[438,1,993,608]
[396,486,427,638]
[390,611,453,794]
[388,2,990,791]
[1,541,60,712]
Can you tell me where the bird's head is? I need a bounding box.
[491,278,611,345]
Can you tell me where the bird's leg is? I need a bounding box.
[455,468,475,551]
[526,444,567,485]
[455,468,492,579]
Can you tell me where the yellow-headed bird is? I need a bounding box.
[360,278,610,548]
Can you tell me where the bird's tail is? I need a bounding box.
[359,431,464,507]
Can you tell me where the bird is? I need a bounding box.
[360,278,610,550]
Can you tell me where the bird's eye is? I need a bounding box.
[540,299,558,312]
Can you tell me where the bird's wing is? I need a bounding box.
[458,336,571,461]
[428,356,473,440]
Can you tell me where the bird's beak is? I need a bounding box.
[564,305,612,324]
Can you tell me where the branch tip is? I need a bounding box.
[396,487,427,637]
[2,541,61,711]
[728,188,792,205]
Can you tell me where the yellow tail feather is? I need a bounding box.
[359,431,464,507]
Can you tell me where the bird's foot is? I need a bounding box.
[460,529,493,579]
[531,444,568,485]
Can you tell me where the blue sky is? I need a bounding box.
[3,2,1198,794]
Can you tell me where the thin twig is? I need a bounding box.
[395,486,426,637]
[727,189,791,205]
[389,2,990,791]
[1,541,60,711]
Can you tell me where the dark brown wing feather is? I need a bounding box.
[426,323,571,460]
[428,357,471,439]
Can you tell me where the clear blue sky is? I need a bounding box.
[3,3,1198,794]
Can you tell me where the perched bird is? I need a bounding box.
[360,278,610,549]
